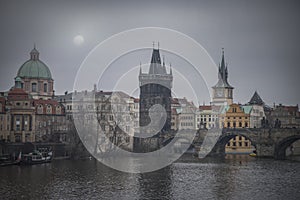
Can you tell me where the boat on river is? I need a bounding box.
[0,152,22,167]
[21,150,52,165]
[249,150,257,157]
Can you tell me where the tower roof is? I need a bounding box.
[248,91,264,105]
[17,46,52,79]
[213,48,233,88]
[148,48,167,74]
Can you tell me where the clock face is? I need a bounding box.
[216,89,223,97]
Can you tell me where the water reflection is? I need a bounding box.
[138,166,173,199]
[0,155,299,199]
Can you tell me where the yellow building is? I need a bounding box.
[219,104,254,153]
[219,104,250,128]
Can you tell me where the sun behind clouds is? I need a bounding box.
[73,35,84,46]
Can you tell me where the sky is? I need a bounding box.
[0,0,299,106]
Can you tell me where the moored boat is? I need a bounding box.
[0,152,22,167]
[249,150,257,157]
[21,150,52,165]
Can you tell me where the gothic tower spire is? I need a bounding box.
[212,48,234,106]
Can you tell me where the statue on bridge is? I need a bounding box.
[261,117,270,128]
[274,118,282,128]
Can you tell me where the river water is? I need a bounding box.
[0,155,299,200]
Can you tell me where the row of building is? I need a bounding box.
[0,46,299,154]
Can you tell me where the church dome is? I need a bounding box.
[17,47,52,79]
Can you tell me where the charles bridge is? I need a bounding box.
[163,128,300,160]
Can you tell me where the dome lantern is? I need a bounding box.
[30,44,39,60]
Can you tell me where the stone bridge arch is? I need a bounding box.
[209,129,257,156]
[274,134,300,159]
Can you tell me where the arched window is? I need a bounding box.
[239,122,242,127]
[32,83,37,92]
[37,104,43,114]
[46,105,52,114]
[245,122,248,127]
[44,83,47,92]
[227,122,230,128]
[56,106,61,114]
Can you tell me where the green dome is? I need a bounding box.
[17,47,52,79]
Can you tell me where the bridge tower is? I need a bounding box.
[139,46,173,133]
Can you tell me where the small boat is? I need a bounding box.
[249,150,257,157]
[249,153,257,157]
[21,150,52,165]
[0,152,22,167]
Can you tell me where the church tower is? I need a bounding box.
[139,46,173,133]
[212,49,234,106]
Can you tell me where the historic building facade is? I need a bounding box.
[219,103,251,128]
[211,49,234,106]
[219,103,254,153]
[170,98,197,130]
[139,47,173,133]
[269,104,300,128]
[56,90,135,151]
[247,91,266,128]
[0,47,66,143]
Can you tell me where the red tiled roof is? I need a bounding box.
[171,108,178,114]
[199,105,212,110]
[7,88,29,100]
[34,99,61,106]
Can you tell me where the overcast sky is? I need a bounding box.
[0,0,299,106]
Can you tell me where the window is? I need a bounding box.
[245,122,248,127]
[16,117,20,131]
[126,126,130,132]
[15,135,21,142]
[32,83,37,92]
[56,106,61,115]
[44,83,47,92]
[37,105,43,114]
[46,105,52,114]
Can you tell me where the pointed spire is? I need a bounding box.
[139,62,142,74]
[249,91,264,105]
[149,47,162,74]
[213,48,233,89]
[220,48,226,79]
